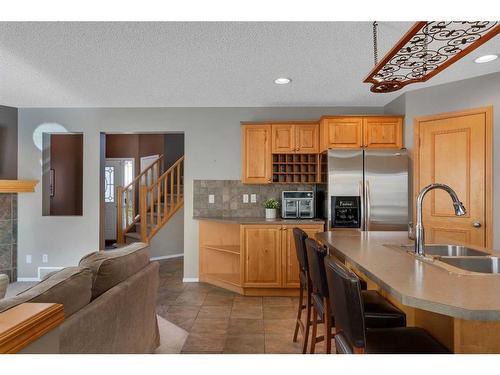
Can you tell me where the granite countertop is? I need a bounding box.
[316,230,500,321]
[193,216,325,225]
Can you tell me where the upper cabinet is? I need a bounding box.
[320,115,404,151]
[320,117,363,150]
[241,116,403,184]
[295,124,320,153]
[241,124,272,184]
[272,123,319,154]
[363,117,403,149]
[272,124,295,153]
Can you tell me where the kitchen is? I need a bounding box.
[194,106,496,353]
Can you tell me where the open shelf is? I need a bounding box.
[272,153,320,184]
[204,273,241,286]
[204,245,240,255]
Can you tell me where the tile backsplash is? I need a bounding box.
[193,180,316,218]
[0,193,17,282]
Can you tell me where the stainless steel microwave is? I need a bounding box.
[281,191,315,219]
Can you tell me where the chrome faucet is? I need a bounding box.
[415,183,466,257]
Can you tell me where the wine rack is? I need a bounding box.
[272,154,320,184]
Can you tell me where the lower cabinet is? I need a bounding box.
[241,223,324,289]
[241,225,282,287]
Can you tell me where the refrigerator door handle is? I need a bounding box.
[358,180,364,231]
[365,180,371,231]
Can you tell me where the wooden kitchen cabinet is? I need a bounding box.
[281,224,324,288]
[295,124,319,153]
[200,220,325,295]
[320,117,364,150]
[363,116,403,149]
[241,124,272,184]
[271,123,319,154]
[242,225,282,287]
[320,116,404,151]
[272,124,295,153]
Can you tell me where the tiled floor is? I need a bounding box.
[156,257,329,354]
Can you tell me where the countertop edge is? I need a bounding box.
[193,216,326,225]
[317,233,500,321]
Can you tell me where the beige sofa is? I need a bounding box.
[0,242,160,354]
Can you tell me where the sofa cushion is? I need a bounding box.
[79,242,150,300]
[0,266,92,317]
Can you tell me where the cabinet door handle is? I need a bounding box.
[473,221,482,228]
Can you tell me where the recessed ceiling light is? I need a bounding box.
[474,54,498,64]
[274,77,291,85]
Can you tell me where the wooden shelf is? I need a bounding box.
[0,180,38,193]
[205,273,241,286]
[272,153,320,184]
[204,245,240,255]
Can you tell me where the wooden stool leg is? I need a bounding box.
[310,305,317,354]
[325,297,332,354]
[302,287,312,354]
[293,283,304,342]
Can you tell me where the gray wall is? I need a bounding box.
[384,71,500,248]
[17,106,383,279]
[0,105,18,179]
[164,133,184,170]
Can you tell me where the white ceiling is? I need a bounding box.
[0,22,499,108]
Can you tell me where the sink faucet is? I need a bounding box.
[415,183,466,257]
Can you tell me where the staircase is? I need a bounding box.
[116,155,184,244]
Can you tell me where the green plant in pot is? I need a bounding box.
[263,199,280,220]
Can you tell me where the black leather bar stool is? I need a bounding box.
[325,257,451,354]
[305,238,407,354]
[291,228,313,354]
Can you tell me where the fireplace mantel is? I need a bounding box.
[0,179,38,193]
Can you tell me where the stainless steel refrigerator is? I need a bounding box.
[327,149,409,231]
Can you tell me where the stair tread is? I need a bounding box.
[125,232,141,239]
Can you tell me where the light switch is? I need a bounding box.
[243,194,249,203]
[26,255,32,264]
[208,194,215,204]
[42,254,49,263]
[250,194,257,203]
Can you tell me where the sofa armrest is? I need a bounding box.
[0,303,64,353]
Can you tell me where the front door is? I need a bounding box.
[415,107,492,248]
[104,159,134,241]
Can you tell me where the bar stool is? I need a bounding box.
[324,256,451,354]
[305,238,407,354]
[291,228,370,353]
[291,228,313,353]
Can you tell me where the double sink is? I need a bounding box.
[397,244,500,274]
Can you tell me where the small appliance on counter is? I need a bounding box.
[281,191,315,219]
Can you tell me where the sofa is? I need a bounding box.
[0,242,160,354]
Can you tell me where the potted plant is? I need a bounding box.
[263,199,280,220]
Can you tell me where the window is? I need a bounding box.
[104,166,115,203]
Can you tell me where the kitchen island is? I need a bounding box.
[195,217,324,296]
[316,230,500,353]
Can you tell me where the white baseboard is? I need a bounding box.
[150,253,184,261]
[17,277,40,282]
[182,278,199,283]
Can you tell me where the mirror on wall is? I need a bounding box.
[42,133,83,216]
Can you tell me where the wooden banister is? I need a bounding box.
[116,154,164,244]
[123,155,164,192]
[139,156,184,242]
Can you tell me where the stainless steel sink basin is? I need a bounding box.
[397,244,488,257]
[439,257,500,274]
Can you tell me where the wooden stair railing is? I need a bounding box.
[139,156,184,242]
[116,155,164,244]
